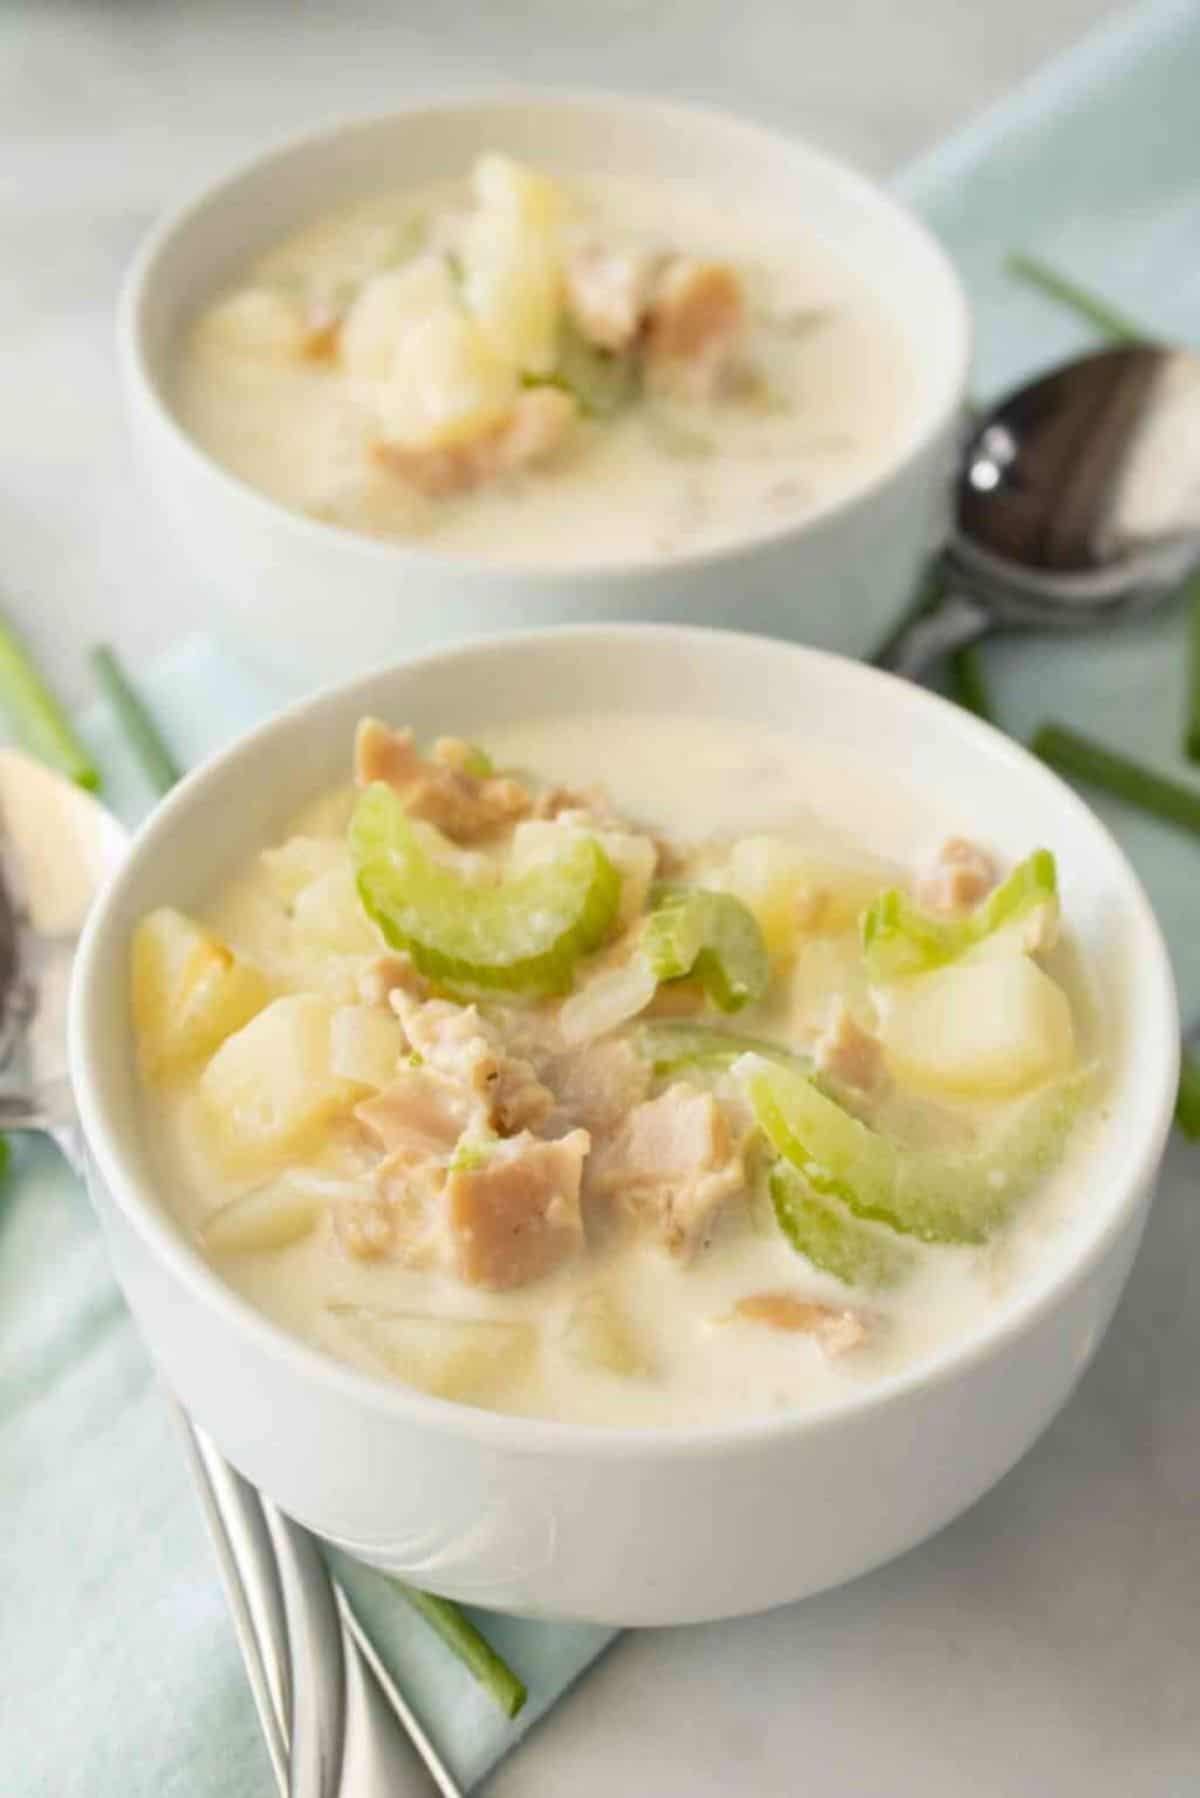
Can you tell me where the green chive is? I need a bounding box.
[946,643,993,721]
[1005,253,1147,343]
[1178,1052,1200,1140]
[393,1583,527,1717]
[1185,573,1200,764]
[89,644,182,797]
[0,614,99,791]
[1033,723,1200,841]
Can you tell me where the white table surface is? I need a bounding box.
[15,5,1200,1797]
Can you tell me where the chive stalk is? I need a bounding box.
[946,643,993,721]
[89,644,181,796]
[1004,253,1146,343]
[1032,723,1200,841]
[1178,1053,1200,1140]
[1186,574,1200,764]
[393,1583,528,1717]
[0,615,99,790]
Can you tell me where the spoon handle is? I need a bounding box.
[873,589,992,682]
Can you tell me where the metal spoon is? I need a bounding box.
[877,343,1200,678]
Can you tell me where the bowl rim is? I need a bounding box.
[70,623,1179,1462]
[117,86,971,583]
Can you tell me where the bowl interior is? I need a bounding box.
[129,94,968,481]
[71,626,1178,1443]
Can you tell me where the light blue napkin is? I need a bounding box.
[1,637,611,1798]
[895,0,1200,1018]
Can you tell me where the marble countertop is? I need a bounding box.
[12,5,1198,1797]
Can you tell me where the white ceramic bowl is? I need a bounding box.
[118,94,969,690]
[69,626,1177,1625]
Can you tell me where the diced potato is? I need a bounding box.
[260,836,346,904]
[132,906,270,1080]
[200,994,360,1171]
[462,154,565,377]
[880,956,1076,1098]
[340,257,459,384]
[201,1176,326,1254]
[789,935,872,1037]
[196,286,308,359]
[327,1305,537,1402]
[718,836,893,958]
[561,1289,650,1377]
[291,866,378,956]
[373,308,518,448]
[329,1004,407,1089]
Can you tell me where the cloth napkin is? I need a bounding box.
[1,637,612,1798]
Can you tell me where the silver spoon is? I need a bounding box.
[876,343,1200,678]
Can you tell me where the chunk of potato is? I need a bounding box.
[340,257,459,384]
[560,1289,650,1378]
[260,836,346,904]
[291,866,378,956]
[328,1004,407,1090]
[201,1176,326,1254]
[371,307,518,449]
[880,955,1076,1097]
[718,835,893,958]
[132,907,270,1080]
[327,1305,537,1403]
[463,154,565,377]
[200,994,360,1171]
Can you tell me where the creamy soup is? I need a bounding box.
[172,157,917,565]
[131,714,1102,1429]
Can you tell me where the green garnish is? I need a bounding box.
[89,644,181,796]
[548,319,641,418]
[768,1159,912,1287]
[1004,253,1146,343]
[1177,1052,1200,1140]
[1185,573,1200,764]
[1033,724,1200,841]
[392,1583,527,1718]
[861,850,1057,982]
[637,1021,808,1079]
[459,742,494,780]
[946,643,993,722]
[643,886,770,1013]
[0,614,99,791]
[746,1055,1089,1244]
[350,782,619,996]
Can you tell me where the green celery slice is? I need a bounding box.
[637,1021,808,1079]
[861,849,1057,982]
[350,782,619,996]
[548,319,641,417]
[745,1055,1090,1244]
[643,885,769,1013]
[768,1160,912,1287]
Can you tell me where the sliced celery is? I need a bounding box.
[862,849,1057,982]
[548,319,641,417]
[768,1161,912,1287]
[637,1021,808,1079]
[643,885,769,1013]
[350,783,619,996]
[746,1055,1089,1244]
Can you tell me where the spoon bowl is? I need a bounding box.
[880,343,1200,676]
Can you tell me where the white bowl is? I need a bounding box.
[68,626,1177,1625]
[118,95,969,690]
